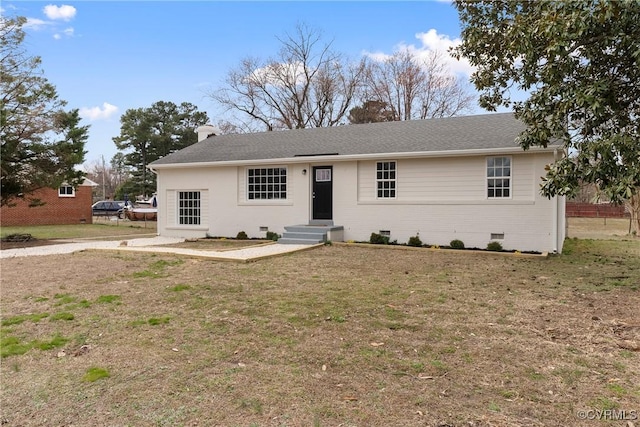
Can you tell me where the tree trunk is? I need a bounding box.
[624,191,640,236]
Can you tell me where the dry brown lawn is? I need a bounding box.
[566,217,633,240]
[1,227,639,427]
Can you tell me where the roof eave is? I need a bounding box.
[148,144,561,170]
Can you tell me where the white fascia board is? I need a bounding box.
[81,177,100,187]
[148,145,560,170]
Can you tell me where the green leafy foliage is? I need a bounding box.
[407,235,423,247]
[452,1,640,204]
[236,231,249,240]
[486,241,503,252]
[266,231,280,241]
[450,239,465,249]
[1,16,88,206]
[369,232,390,245]
[113,101,209,197]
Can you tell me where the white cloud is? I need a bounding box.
[0,4,17,14]
[80,103,119,121]
[43,4,76,21]
[364,29,475,77]
[24,18,51,30]
[53,26,74,39]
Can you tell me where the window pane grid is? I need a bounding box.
[376,161,396,199]
[487,157,511,198]
[59,186,74,196]
[178,191,201,225]
[247,168,287,200]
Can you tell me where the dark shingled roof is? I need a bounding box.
[151,113,536,166]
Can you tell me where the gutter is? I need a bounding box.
[552,148,559,253]
[148,145,561,170]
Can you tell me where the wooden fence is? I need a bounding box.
[566,202,629,218]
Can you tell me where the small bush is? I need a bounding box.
[487,241,503,251]
[236,231,249,240]
[407,236,423,247]
[369,232,390,245]
[266,231,280,241]
[450,239,465,249]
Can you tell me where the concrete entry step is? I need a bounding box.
[279,224,344,245]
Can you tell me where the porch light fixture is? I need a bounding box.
[302,169,307,175]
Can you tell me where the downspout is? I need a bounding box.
[148,165,159,236]
[551,148,559,253]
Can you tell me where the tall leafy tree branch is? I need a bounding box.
[1,16,88,206]
[113,101,209,197]
[452,0,640,233]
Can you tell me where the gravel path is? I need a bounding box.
[0,236,319,261]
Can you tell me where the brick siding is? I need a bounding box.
[566,202,629,218]
[0,186,94,226]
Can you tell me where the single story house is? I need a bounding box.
[149,113,566,253]
[0,178,98,226]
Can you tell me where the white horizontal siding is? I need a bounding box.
[358,154,535,203]
[155,151,562,253]
[345,152,559,252]
[156,164,310,240]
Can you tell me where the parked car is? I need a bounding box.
[92,200,126,217]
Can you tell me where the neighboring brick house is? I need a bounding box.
[0,179,98,226]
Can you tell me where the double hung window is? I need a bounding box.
[487,157,511,198]
[376,161,396,199]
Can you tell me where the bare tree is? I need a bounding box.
[208,23,367,131]
[84,155,129,201]
[363,50,474,121]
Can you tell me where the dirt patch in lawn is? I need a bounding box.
[1,239,639,427]
[158,238,273,251]
[0,237,59,250]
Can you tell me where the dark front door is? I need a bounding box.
[312,166,333,220]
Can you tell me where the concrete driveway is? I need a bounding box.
[0,236,320,262]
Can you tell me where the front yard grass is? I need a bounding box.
[0,238,638,426]
[0,222,156,242]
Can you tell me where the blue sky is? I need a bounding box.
[3,1,480,167]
